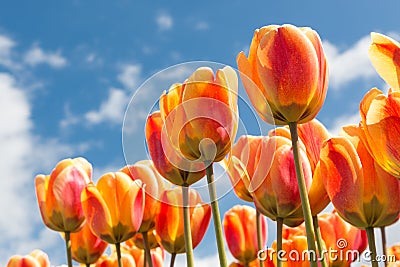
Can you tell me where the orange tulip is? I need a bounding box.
[35,157,92,232]
[95,253,136,267]
[269,235,310,267]
[387,243,400,262]
[145,111,205,186]
[237,24,328,125]
[241,135,312,226]
[224,135,263,202]
[156,66,238,166]
[270,120,331,221]
[136,247,164,267]
[120,160,168,233]
[7,250,50,267]
[318,211,368,267]
[69,221,108,264]
[360,88,400,178]
[368,32,400,91]
[223,205,267,264]
[81,172,145,244]
[155,187,211,254]
[229,260,263,267]
[119,241,164,267]
[126,230,159,250]
[320,125,400,228]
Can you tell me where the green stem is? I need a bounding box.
[206,162,228,267]
[381,227,388,267]
[86,264,90,267]
[288,122,317,267]
[116,243,122,267]
[142,232,154,267]
[64,231,72,267]
[313,215,327,267]
[170,253,177,267]
[182,185,195,267]
[366,227,378,267]
[276,217,283,267]
[256,210,264,267]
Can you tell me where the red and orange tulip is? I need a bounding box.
[269,235,310,267]
[7,250,50,267]
[223,205,267,265]
[145,111,205,186]
[155,66,238,166]
[368,32,400,91]
[320,125,400,228]
[155,187,211,254]
[35,157,92,232]
[318,211,368,266]
[69,220,108,265]
[237,24,328,125]
[120,160,168,233]
[360,88,400,178]
[136,247,164,267]
[95,253,136,267]
[81,171,145,244]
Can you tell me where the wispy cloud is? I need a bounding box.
[195,21,209,31]
[156,12,173,31]
[323,35,376,90]
[24,45,67,68]
[0,34,21,70]
[117,64,142,89]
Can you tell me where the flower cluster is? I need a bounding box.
[6,24,400,267]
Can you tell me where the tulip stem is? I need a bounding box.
[206,162,228,267]
[381,227,388,267]
[86,264,90,267]
[64,231,72,267]
[169,253,176,267]
[366,227,378,267]
[288,122,317,267]
[277,217,283,267]
[182,185,195,267]
[142,232,154,267]
[256,210,264,267]
[313,215,327,267]
[170,253,177,267]
[116,243,122,267]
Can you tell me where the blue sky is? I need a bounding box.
[1,0,400,266]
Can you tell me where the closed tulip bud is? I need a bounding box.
[81,172,145,244]
[7,250,50,267]
[270,235,310,267]
[360,88,400,178]
[35,157,92,233]
[120,160,168,233]
[68,221,108,264]
[320,125,400,228]
[368,32,400,91]
[237,24,328,125]
[224,205,267,264]
[155,187,211,254]
[136,247,164,267]
[126,230,159,250]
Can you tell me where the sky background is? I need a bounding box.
[1,0,400,266]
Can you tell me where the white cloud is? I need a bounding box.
[117,64,141,89]
[323,35,376,90]
[85,88,129,125]
[195,21,209,31]
[328,112,361,135]
[24,46,67,68]
[0,34,20,70]
[156,12,173,31]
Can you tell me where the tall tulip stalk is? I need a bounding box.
[237,24,329,265]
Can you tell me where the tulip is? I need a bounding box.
[158,66,238,163]
[237,24,328,125]
[119,241,164,267]
[269,235,310,267]
[359,88,400,178]
[35,157,92,233]
[69,221,108,265]
[95,253,136,267]
[145,112,205,186]
[155,187,211,255]
[387,243,400,263]
[320,125,400,267]
[81,172,145,267]
[318,211,368,267]
[368,32,400,91]
[126,230,159,250]
[136,247,164,267]
[7,250,50,267]
[321,125,400,228]
[224,205,267,265]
